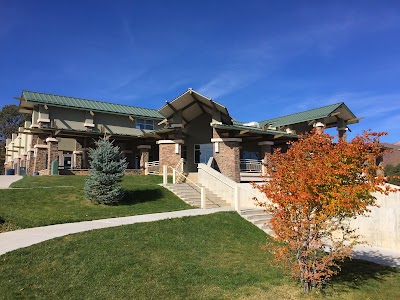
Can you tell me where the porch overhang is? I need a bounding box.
[22,127,148,141]
[259,102,361,131]
[158,88,232,125]
[211,123,298,144]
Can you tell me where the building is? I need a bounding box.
[4,88,360,181]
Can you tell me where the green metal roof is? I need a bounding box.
[22,91,164,119]
[212,123,298,138]
[259,102,355,128]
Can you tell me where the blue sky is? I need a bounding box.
[1,0,400,142]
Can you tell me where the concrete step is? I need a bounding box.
[240,209,265,216]
[164,183,230,208]
[253,219,270,225]
[245,214,272,221]
[238,208,274,235]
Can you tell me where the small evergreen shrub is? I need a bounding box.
[385,164,400,186]
[84,137,127,205]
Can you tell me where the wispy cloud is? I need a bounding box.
[198,70,259,98]
[198,9,400,99]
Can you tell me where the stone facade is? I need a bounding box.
[27,150,35,175]
[212,129,241,182]
[74,140,83,169]
[158,142,182,172]
[47,140,59,175]
[34,146,48,174]
[259,142,273,176]
[138,145,150,170]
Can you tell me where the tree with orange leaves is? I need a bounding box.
[255,130,398,293]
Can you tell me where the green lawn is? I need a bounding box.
[0,175,190,231]
[0,212,399,299]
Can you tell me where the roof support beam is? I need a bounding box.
[180,100,198,113]
[189,92,207,114]
[166,101,189,124]
[274,134,284,139]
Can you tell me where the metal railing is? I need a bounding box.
[146,161,160,175]
[240,159,262,172]
[174,158,185,183]
[162,164,207,209]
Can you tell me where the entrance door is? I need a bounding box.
[63,155,72,169]
[194,144,213,164]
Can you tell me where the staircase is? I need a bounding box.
[239,208,274,235]
[164,183,230,208]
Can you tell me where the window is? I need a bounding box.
[182,145,187,160]
[242,151,260,160]
[136,119,154,130]
[194,144,213,164]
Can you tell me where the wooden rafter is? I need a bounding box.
[166,101,189,124]
[189,92,207,114]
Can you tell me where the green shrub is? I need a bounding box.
[385,164,400,186]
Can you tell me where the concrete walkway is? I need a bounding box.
[0,175,23,189]
[0,207,233,256]
[0,205,399,268]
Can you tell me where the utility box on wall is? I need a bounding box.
[51,160,59,176]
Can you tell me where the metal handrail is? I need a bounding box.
[167,165,201,189]
[166,164,207,208]
[240,159,262,172]
[147,160,160,174]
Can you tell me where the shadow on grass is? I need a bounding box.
[119,188,164,205]
[329,257,398,290]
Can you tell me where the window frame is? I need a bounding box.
[136,118,154,130]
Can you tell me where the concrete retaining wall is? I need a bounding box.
[197,163,270,209]
[350,186,400,250]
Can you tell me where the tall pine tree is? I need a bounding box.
[85,137,127,205]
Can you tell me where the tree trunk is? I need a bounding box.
[303,281,311,294]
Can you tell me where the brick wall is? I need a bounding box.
[259,143,272,176]
[75,139,83,168]
[212,129,241,182]
[27,152,35,175]
[34,147,48,174]
[47,141,59,175]
[139,148,150,170]
[159,143,182,172]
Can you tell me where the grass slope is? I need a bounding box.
[1,212,399,299]
[0,175,190,231]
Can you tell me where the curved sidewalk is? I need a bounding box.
[0,207,233,256]
[0,175,23,189]
[1,207,399,268]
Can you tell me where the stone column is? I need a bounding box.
[157,140,183,172]
[27,149,35,175]
[138,145,151,171]
[258,141,274,176]
[337,127,348,141]
[73,139,83,169]
[46,138,59,175]
[336,118,347,141]
[211,128,241,182]
[314,122,325,135]
[33,145,49,174]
